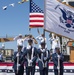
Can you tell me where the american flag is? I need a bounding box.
[29,0,44,28]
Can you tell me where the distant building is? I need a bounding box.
[0,49,14,62]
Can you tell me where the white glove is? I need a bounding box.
[28,60,32,66]
[29,60,33,63]
[17,64,20,67]
[16,53,19,57]
[57,66,60,69]
[27,45,31,49]
[44,57,47,61]
[57,55,60,59]
[41,49,45,53]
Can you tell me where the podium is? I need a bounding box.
[67,41,74,62]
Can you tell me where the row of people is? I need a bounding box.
[14,34,60,53]
[13,36,64,75]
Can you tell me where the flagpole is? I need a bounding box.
[29,27,31,35]
[43,0,46,43]
[29,0,32,35]
[30,0,32,12]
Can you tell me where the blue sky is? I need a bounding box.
[0,0,51,51]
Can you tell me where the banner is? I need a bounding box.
[45,0,74,40]
[0,62,74,75]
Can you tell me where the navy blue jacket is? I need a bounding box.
[13,51,25,71]
[52,53,64,70]
[38,49,50,70]
[23,46,38,67]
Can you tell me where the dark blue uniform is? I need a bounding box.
[52,53,64,75]
[13,51,25,75]
[38,48,50,75]
[23,46,38,75]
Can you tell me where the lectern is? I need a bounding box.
[67,41,74,62]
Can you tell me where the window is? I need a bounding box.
[68,1,74,7]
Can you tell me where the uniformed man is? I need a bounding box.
[13,45,25,75]
[14,34,28,49]
[52,47,64,75]
[38,41,50,75]
[23,38,38,75]
[36,34,47,49]
[48,34,60,53]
